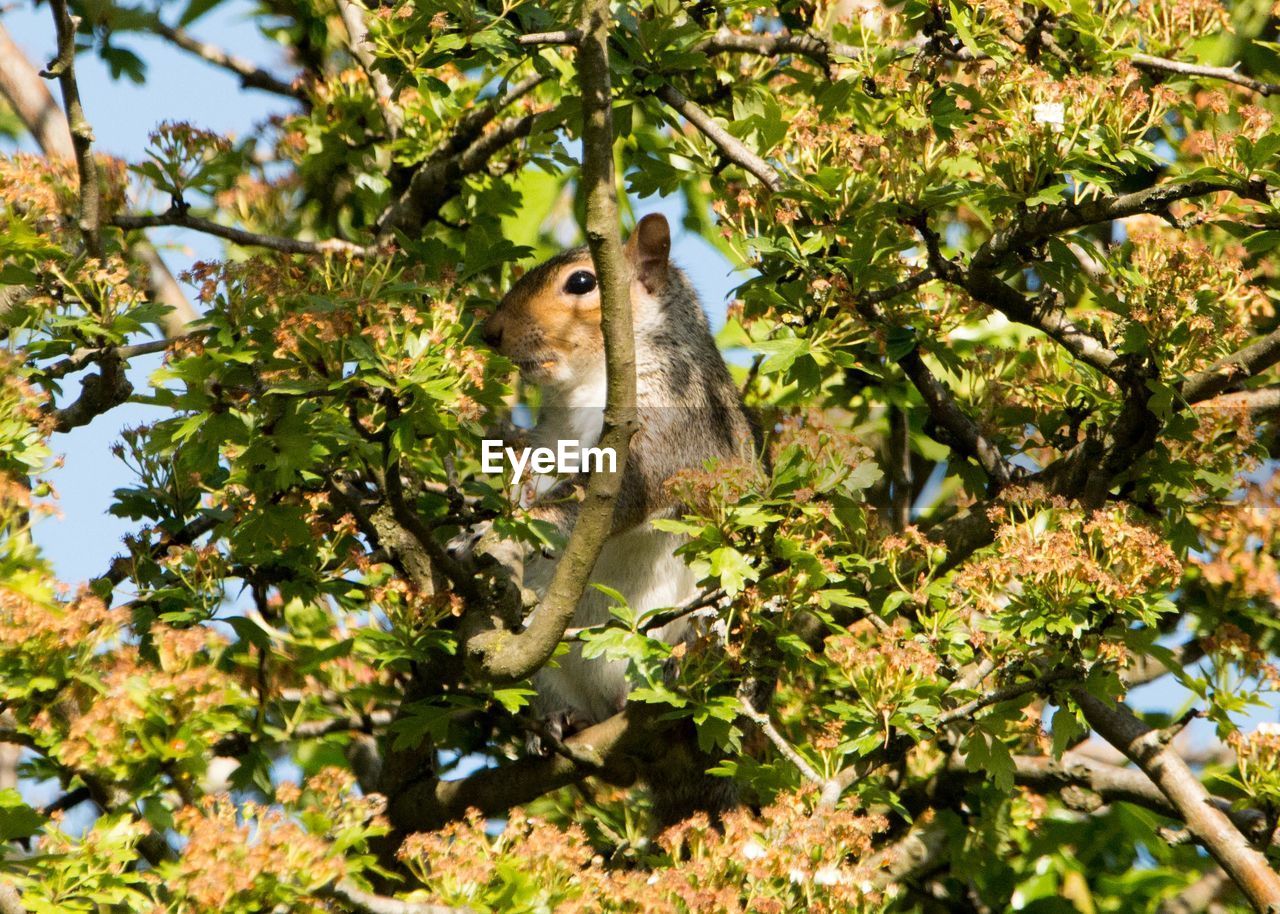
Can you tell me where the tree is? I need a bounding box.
[2,0,1280,909]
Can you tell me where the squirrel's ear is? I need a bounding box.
[626,213,670,292]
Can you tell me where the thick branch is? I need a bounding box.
[458,0,637,683]
[853,819,950,891]
[1006,750,1273,844]
[655,84,782,191]
[1074,689,1280,911]
[1132,53,1280,97]
[1195,387,1280,420]
[1183,327,1280,403]
[962,270,1123,379]
[0,24,73,158]
[388,706,647,832]
[42,0,102,259]
[1156,869,1232,914]
[50,353,134,432]
[0,884,25,914]
[113,211,377,257]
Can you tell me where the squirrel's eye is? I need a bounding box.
[563,270,597,295]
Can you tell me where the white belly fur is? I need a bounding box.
[525,526,696,725]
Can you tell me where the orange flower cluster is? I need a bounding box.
[399,797,889,914]
[1194,476,1280,606]
[958,499,1181,618]
[1117,218,1268,375]
[1227,722,1280,806]
[0,590,124,666]
[53,624,251,774]
[825,619,942,733]
[1202,623,1280,690]
[165,794,344,911]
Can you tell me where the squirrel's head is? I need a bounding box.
[482,213,673,388]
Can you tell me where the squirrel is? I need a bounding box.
[478,212,757,821]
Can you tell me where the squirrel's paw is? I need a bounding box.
[525,708,587,758]
[445,519,492,563]
[447,521,526,577]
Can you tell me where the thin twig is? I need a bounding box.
[317,879,473,914]
[1132,53,1280,97]
[699,27,863,65]
[655,84,782,191]
[113,211,378,257]
[43,332,204,379]
[517,29,580,46]
[738,695,824,786]
[144,13,304,101]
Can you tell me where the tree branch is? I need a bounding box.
[853,819,950,892]
[1183,327,1280,404]
[1156,868,1233,914]
[1194,387,1280,421]
[518,25,864,65]
[699,28,863,65]
[517,30,580,46]
[377,113,541,237]
[317,879,473,914]
[43,333,202,379]
[0,883,25,914]
[113,210,377,257]
[335,0,401,135]
[963,270,1123,380]
[975,180,1249,267]
[1132,53,1280,97]
[1073,689,1280,911]
[1005,750,1274,845]
[50,352,134,432]
[654,84,782,191]
[41,0,102,259]
[388,705,649,832]
[898,349,1013,490]
[738,694,824,786]
[457,0,638,683]
[0,26,198,335]
[139,11,304,101]
[0,24,73,158]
